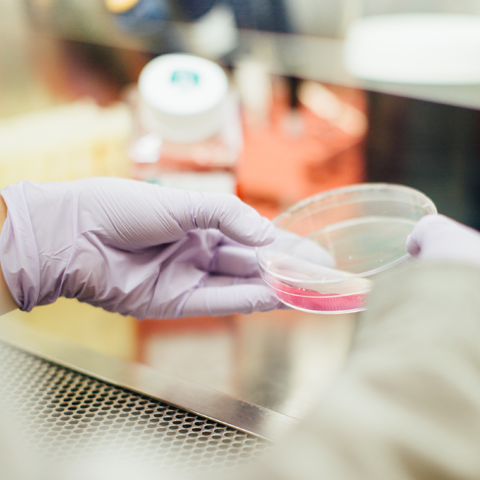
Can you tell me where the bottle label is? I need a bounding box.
[171,71,200,90]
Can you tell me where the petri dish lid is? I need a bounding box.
[257,183,437,286]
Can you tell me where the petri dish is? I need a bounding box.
[256,183,437,314]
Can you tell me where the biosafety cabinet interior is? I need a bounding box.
[2,0,480,474]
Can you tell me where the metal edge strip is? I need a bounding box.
[0,318,297,441]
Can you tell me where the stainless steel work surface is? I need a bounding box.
[0,309,354,472]
[0,317,298,441]
[0,304,356,480]
[0,338,271,473]
[0,307,355,421]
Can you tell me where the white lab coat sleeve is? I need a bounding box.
[237,263,480,480]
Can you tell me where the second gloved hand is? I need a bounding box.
[407,214,480,268]
[0,178,282,319]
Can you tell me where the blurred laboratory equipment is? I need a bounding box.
[128,53,241,194]
[179,3,239,59]
[107,0,171,36]
[344,14,480,85]
[237,76,367,218]
[0,101,132,189]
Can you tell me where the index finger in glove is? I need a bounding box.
[166,190,276,247]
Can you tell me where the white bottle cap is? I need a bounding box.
[138,54,229,143]
[344,14,480,85]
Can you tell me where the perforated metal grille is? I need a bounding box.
[0,341,270,473]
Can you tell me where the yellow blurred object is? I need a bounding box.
[3,298,138,360]
[0,101,132,189]
[104,0,140,13]
[0,100,136,358]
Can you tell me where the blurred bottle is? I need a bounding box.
[127,54,241,194]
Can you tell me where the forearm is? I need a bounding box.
[237,264,480,480]
[0,195,19,315]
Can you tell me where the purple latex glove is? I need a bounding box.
[406,214,480,268]
[0,178,283,319]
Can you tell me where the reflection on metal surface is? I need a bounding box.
[139,310,356,419]
[236,311,354,417]
[0,339,271,473]
[0,318,297,441]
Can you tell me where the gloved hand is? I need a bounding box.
[0,178,283,319]
[406,214,480,268]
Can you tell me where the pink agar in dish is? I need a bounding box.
[271,281,367,312]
